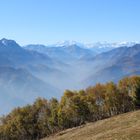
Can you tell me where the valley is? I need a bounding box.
[0,38,140,114]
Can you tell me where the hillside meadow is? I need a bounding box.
[43,110,140,140]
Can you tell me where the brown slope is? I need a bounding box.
[42,110,140,140]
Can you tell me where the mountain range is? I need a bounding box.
[0,38,140,114]
[82,44,140,86]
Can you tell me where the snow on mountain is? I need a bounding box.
[86,41,138,48]
[24,40,138,50]
[83,41,138,54]
[48,40,85,48]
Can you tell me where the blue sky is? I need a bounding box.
[0,0,140,45]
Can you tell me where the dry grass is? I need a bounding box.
[42,110,140,140]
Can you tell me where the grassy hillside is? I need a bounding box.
[43,110,140,140]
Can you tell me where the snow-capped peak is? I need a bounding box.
[50,40,85,48]
[85,41,139,49]
[1,38,10,46]
[0,38,17,46]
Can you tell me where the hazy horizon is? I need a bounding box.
[1,38,140,48]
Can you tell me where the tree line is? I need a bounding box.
[0,76,140,140]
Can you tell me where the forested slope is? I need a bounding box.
[0,76,140,140]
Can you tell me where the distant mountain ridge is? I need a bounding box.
[83,44,140,86]
[24,44,94,62]
[24,41,137,59]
